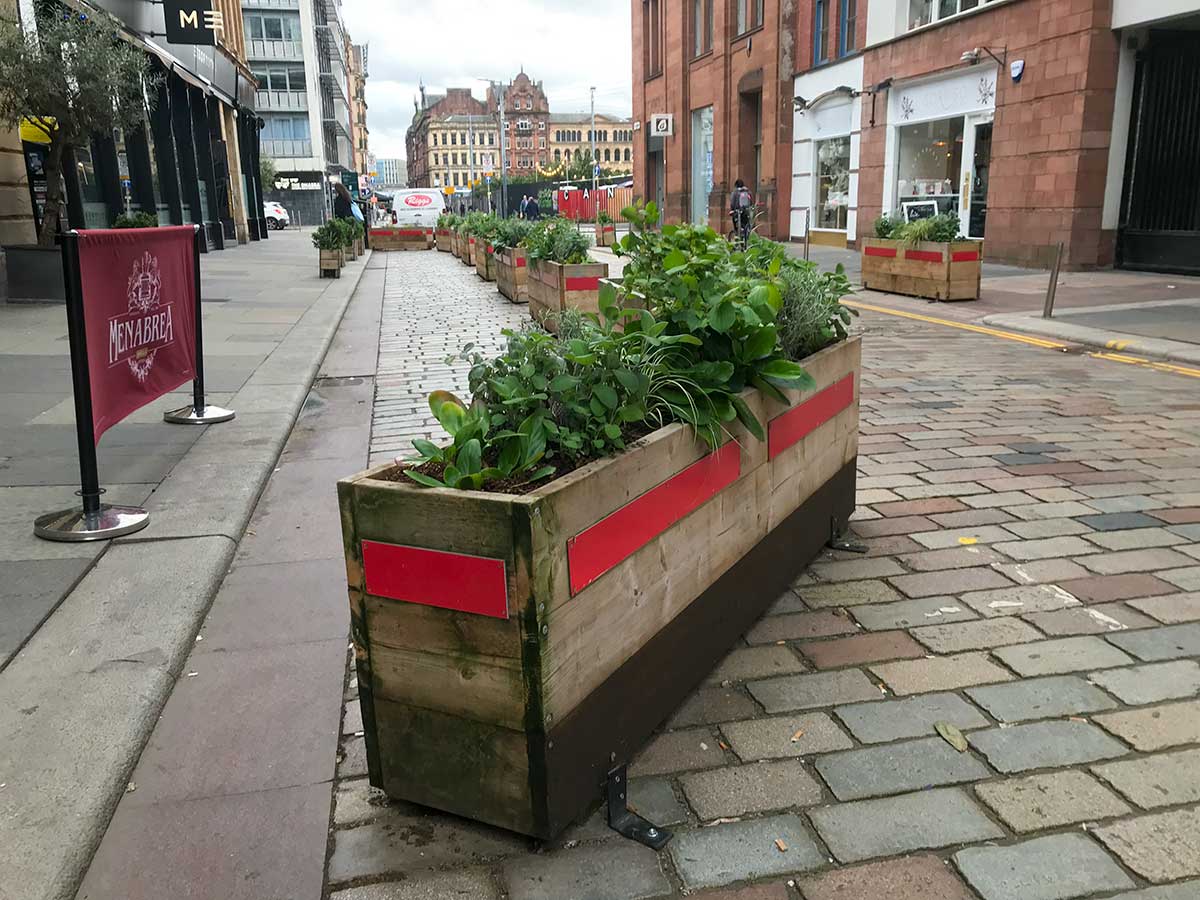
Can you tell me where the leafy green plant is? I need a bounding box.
[437,212,461,229]
[491,217,534,253]
[873,214,902,239]
[776,261,856,360]
[524,218,591,265]
[113,211,157,229]
[311,221,343,251]
[404,391,553,490]
[596,209,613,225]
[538,188,554,211]
[330,217,356,248]
[873,212,963,243]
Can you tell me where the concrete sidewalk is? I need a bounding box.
[0,229,371,900]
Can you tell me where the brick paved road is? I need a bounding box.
[330,250,1200,899]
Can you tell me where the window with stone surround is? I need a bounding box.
[644,0,663,77]
[909,0,991,30]
[735,0,764,35]
[692,0,712,56]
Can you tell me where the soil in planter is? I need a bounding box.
[377,420,658,495]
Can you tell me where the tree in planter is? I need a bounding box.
[0,8,155,247]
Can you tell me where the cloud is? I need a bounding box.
[339,0,632,159]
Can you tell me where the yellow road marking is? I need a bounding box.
[843,300,1068,349]
[845,299,1200,380]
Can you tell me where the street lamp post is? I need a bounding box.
[475,76,509,217]
[590,86,597,197]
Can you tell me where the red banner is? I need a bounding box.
[77,227,197,443]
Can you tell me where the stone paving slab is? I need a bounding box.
[966,674,1118,723]
[667,815,824,889]
[330,869,503,900]
[814,736,991,800]
[992,634,1134,675]
[1086,660,1200,704]
[968,720,1129,772]
[1094,807,1200,883]
[748,669,883,712]
[680,759,823,820]
[974,771,1131,832]
[1092,748,1200,809]
[502,842,671,900]
[1094,699,1200,751]
[796,855,976,900]
[870,651,1014,695]
[1107,622,1200,660]
[720,713,854,760]
[954,833,1136,900]
[833,691,989,743]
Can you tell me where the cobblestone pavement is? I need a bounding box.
[330,248,1200,899]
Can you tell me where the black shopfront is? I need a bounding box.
[50,0,267,250]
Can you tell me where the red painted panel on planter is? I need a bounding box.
[864,246,897,258]
[768,374,855,461]
[566,441,741,595]
[370,229,394,236]
[951,250,980,261]
[361,540,509,619]
[486,244,494,253]
[565,276,600,292]
[516,257,527,268]
[396,229,426,238]
[904,249,943,262]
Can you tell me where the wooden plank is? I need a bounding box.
[363,593,523,659]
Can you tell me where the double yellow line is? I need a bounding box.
[843,299,1200,379]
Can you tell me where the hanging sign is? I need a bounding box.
[649,114,674,137]
[77,227,198,442]
[163,0,224,46]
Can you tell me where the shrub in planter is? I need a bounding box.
[312,221,343,277]
[113,211,159,229]
[594,209,616,247]
[525,218,606,331]
[469,213,500,281]
[862,211,981,301]
[338,200,861,838]
[436,213,459,251]
[492,218,534,303]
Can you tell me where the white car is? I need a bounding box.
[264,201,290,230]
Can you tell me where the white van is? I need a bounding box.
[390,189,445,228]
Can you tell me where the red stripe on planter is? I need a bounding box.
[469,238,476,244]
[395,229,427,237]
[516,257,527,268]
[768,374,855,461]
[565,276,600,292]
[370,229,394,236]
[486,244,494,253]
[361,540,509,619]
[864,246,896,258]
[951,250,980,261]
[566,442,741,595]
[904,250,943,262]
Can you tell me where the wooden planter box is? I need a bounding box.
[595,223,616,247]
[371,228,434,252]
[462,236,478,265]
[861,238,982,301]
[494,246,529,304]
[318,248,341,278]
[437,228,452,251]
[475,241,496,281]
[345,242,358,262]
[528,260,609,332]
[338,336,861,839]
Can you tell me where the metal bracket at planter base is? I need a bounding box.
[606,765,671,850]
[826,514,867,554]
[163,404,236,425]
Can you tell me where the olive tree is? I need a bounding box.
[0,8,154,246]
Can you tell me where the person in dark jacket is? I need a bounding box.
[730,179,752,250]
[333,181,355,220]
[525,194,540,222]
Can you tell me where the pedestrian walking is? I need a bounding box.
[519,194,529,219]
[730,178,753,251]
[333,181,356,221]
[525,193,540,222]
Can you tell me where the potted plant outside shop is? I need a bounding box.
[526,218,607,332]
[861,212,981,301]
[337,202,861,840]
[0,10,156,302]
[492,218,534,304]
[313,221,343,278]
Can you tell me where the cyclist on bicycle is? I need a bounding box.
[730,179,753,250]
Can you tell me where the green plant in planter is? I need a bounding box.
[311,221,343,251]
[491,217,534,253]
[776,260,856,360]
[437,212,461,230]
[331,217,356,248]
[873,214,902,239]
[596,210,613,226]
[113,211,158,229]
[873,212,963,243]
[524,218,590,265]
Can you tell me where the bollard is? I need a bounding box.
[1042,242,1064,319]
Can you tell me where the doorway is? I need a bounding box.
[958,113,992,240]
[1118,31,1200,274]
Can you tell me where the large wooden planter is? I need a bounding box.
[462,236,478,265]
[371,227,434,251]
[494,246,529,304]
[861,238,982,301]
[318,248,341,278]
[337,336,861,839]
[475,241,496,282]
[595,223,616,247]
[528,259,609,332]
[436,228,452,251]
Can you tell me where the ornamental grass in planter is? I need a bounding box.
[526,218,607,333]
[492,219,534,304]
[338,201,861,839]
[861,212,981,301]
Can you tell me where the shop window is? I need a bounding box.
[692,0,713,56]
[735,0,764,35]
[896,117,964,215]
[815,136,851,230]
[690,105,714,225]
[909,0,987,30]
[644,0,663,77]
[814,0,829,64]
[839,0,856,56]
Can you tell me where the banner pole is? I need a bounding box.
[34,232,149,541]
[163,225,235,425]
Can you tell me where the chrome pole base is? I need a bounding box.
[163,404,236,425]
[34,504,150,542]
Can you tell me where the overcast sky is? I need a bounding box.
[339,1,633,161]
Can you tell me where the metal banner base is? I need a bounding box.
[34,504,150,542]
[163,404,236,425]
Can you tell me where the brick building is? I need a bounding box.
[632,0,800,239]
[548,114,635,176]
[405,86,492,188]
[633,0,1200,272]
[487,72,552,175]
[425,116,500,190]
